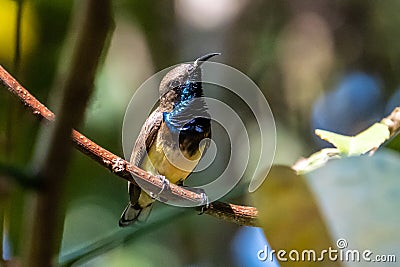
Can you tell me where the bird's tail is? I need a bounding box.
[119,182,156,227]
[119,202,153,227]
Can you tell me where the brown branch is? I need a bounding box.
[0,67,258,226]
[381,107,400,136]
[205,202,258,226]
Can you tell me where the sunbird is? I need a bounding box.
[119,53,220,226]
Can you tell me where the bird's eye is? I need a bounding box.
[169,80,180,89]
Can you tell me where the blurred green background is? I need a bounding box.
[0,0,399,266]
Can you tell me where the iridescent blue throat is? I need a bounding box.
[163,80,209,134]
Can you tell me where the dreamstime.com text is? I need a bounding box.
[257,238,397,263]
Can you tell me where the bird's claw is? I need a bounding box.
[198,191,209,215]
[150,175,170,199]
[179,186,209,214]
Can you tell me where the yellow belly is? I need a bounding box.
[141,139,204,184]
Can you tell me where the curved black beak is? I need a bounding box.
[193,52,221,68]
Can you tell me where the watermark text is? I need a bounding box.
[257,238,397,263]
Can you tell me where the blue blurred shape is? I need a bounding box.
[2,232,11,260]
[312,72,384,147]
[385,88,400,115]
[231,226,279,267]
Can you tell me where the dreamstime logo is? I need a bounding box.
[122,61,276,207]
[257,238,397,263]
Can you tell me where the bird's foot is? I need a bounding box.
[185,187,209,214]
[150,175,170,199]
[198,191,210,215]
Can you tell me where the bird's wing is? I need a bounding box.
[128,108,163,204]
[130,108,163,166]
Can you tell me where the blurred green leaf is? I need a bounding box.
[292,148,341,175]
[251,165,341,267]
[294,123,391,174]
[316,123,390,156]
[315,130,351,154]
[383,131,400,153]
[307,150,400,266]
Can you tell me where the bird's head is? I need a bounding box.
[159,53,220,110]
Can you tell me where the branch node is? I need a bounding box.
[111,157,126,173]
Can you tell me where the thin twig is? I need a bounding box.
[293,107,400,171]
[60,210,189,266]
[0,67,258,226]
[59,199,259,266]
